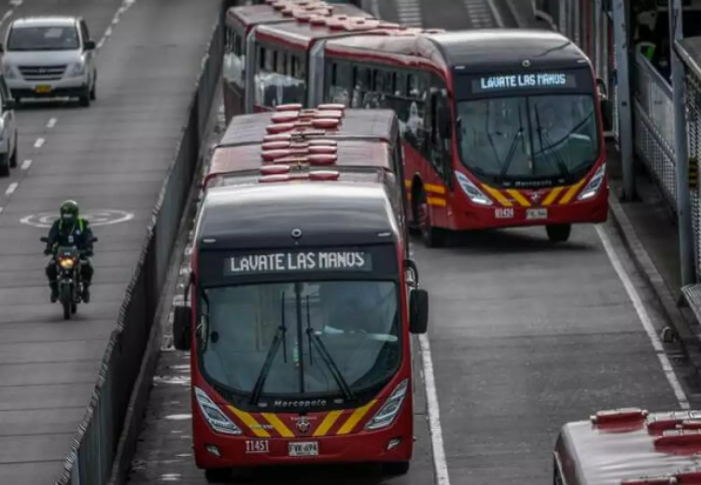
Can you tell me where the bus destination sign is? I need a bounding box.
[472,72,578,93]
[224,250,373,275]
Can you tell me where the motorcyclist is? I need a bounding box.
[43,200,95,303]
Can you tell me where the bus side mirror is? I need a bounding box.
[172,306,192,351]
[596,78,608,101]
[596,78,613,132]
[409,288,429,334]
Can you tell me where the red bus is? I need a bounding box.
[172,126,429,482]
[223,0,374,121]
[222,1,609,246]
[554,407,701,485]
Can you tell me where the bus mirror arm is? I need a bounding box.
[405,258,419,287]
[596,78,608,102]
[409,288,429,335]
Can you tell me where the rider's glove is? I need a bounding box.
[43,247,52,256]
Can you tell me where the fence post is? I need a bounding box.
[670,0,695,287]
[612,0,635,200]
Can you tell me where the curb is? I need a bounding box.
[607,189,701,372]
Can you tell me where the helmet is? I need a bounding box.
[59,200,79,221]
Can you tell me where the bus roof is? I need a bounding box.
[323,28,588,73]
[226,2,372,31]
[557,409,701,485]
[218,107,399,147]
[197,182,398,249]
[206,139,393,187]
[427,29,589,71]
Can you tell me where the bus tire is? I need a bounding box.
[546,224,571,243]
[205,469,230,483]
[416,188,446,248]
[382,461,410,476]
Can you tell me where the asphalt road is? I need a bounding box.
[0,0,221,483]
[124,1,701,485]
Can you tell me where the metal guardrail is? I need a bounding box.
[632,52,678,208]
[53,16,224,485]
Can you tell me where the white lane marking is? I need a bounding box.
[20,159,31,170]
[8,0,22,6]
[395,0,423,27]
[369,0,380,17]
[595,224,691,410]
[96,0,137,50]
[484,0,504,27]
[5,182,17,196]
[0,206,3,214]
[34,138,44,148]
[0,9,12,23]
[46,117,57,128]
[419,334,450,485]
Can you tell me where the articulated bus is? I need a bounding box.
[223,0,609,246]
[172,128,429,482]
[554,407,701,485]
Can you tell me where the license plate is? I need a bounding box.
[495,207,514,219]
[288,441,319,457]
[526,208,548,220]
[35,84,52,94]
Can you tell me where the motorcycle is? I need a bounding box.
[40,236,98,320]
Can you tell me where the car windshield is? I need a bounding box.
[199,280,401,401]
[7,26,80,51]
[455,94,599,182]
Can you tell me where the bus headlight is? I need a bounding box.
[577,163,606,201]
[455,171,492,206]
[365,379,408,430]
[194,386,242,435]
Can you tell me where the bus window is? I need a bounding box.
[223,26,245,89]
[426,76,453,186]
[326,61,351,106]
[254,45,305,109]
[351,65,371,108]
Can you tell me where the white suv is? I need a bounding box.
[0,16,97,107]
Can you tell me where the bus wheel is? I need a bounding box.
[546,224,571,243]
[382,461,410,476]
[416,189,446,248]
[205,469,230,483]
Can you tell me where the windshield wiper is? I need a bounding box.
[499,104,525,180]
[249,293,289,405]
[304,296,354,400]
[534,104,571,182]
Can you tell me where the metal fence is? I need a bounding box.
[632,52,678,207]
[686,73,701,278]
[54,16,224,485]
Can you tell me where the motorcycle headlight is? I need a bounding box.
[69,62,86,77]
[59,258,75,269]
[195,386,242,435]
[455,171,492,206]
[577,163,606,201]
[365,379,408,430]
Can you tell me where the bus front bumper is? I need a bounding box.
[193,426,413,469]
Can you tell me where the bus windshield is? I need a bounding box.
[455,94,599,183]
[198,279,401,403]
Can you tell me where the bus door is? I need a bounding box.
[246,35,307,112]
[422,73,454,226]
[224,17,247,120]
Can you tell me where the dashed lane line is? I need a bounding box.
[5,182,17,196]
[20,159,31,170]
